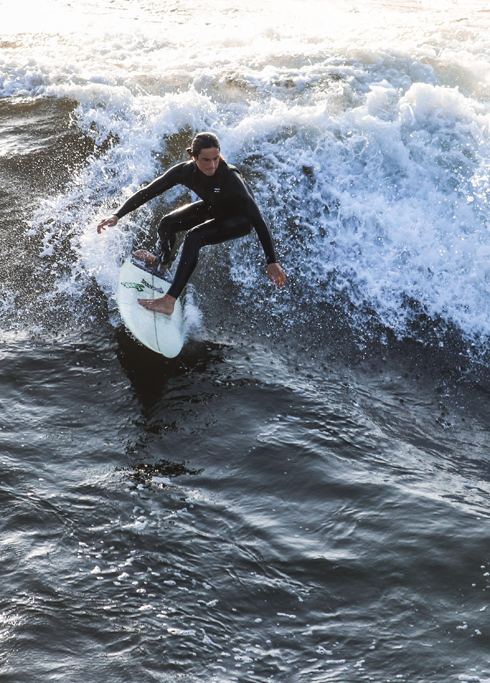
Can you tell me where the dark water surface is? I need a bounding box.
[1,75,490,683]
[1,327,490,683]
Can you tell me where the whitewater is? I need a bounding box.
[1,0,490,348]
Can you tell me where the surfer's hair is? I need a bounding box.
[187,132,222,159]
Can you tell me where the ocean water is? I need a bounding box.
[1,0,490,681]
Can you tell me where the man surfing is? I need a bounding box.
[97,132,286,315]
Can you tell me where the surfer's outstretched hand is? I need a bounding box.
[138,294,176,316]
[267,263,287,287]
[97,214,119,234]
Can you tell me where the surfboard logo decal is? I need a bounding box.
[141,278,164,294]
[121,279,164,294]
[121,281,145,292]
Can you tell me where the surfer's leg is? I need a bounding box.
[138,216,251,315]
[166,216,252,299]
[133,202,210,269]
[156,201,211,267]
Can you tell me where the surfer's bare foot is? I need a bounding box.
[138,294,176,316]
[132,250,168,270]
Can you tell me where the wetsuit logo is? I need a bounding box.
[214,188,220,192]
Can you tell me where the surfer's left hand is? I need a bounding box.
[267,263,287,287]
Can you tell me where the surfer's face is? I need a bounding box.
[195,148,220,176]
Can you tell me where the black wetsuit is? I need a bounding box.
[115,159,277,299]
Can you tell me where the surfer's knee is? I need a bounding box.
[157,213,175,237]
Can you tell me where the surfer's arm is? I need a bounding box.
[227,174,286,286]
[227,173,278,264]
[112,163,189,220]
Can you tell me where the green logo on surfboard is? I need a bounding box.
[121,279,165,294]
[121,281,145,292]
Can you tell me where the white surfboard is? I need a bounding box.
[117,257,185,358]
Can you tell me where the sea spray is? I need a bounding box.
[2,0,490,355]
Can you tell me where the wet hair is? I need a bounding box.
[186,132,221,159]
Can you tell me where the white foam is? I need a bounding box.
[3,0,490,349]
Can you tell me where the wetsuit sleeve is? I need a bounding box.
[226,172,278,264]
[114,163,188,219]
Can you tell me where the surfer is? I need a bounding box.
[97,132,286,315]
